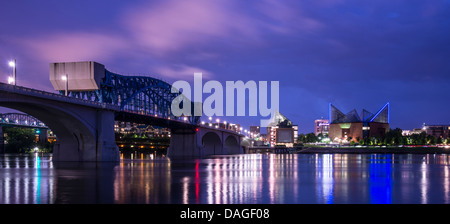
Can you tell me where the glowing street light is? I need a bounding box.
[61,74,68,96]
[7,76,14,84]
[8,59,16,86]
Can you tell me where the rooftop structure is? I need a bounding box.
[329,103,390,143]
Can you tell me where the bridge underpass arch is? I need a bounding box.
[0,101,112,161]
[202,132,222,155]
[224,135,240,154]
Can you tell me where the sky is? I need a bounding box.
[0,0,449,133]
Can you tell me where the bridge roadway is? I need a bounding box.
[0,82,244,161]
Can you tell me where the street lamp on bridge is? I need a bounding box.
[61,74,68,96]
[8,59,16,86]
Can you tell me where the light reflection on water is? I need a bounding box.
[1,153,450,204]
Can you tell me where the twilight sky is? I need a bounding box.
[1,0,449,133]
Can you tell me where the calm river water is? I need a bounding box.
[1,153,449,204]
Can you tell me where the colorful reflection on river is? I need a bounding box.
[1,153,450,204]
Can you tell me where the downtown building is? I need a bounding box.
[422,124,450,139]
[329,103,390,143]
[266,111,298,147]
[403,123,450,139]
[314,119,329,136]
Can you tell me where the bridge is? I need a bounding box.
[0,113,50,153]
[0,112,48,128]
[0,61,244,161]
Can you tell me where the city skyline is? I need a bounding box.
[1,0,449,133]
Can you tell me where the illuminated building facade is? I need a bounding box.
[266,111,298,147]
[114,121,170,137]
[421,124,450,139]
[314,119,329,136]
[329,103,390,143]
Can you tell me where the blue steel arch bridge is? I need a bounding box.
[58,67,200,126]
[0,113,48,129]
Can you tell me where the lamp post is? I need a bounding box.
[8,60,16,86]
[61,74,68,96]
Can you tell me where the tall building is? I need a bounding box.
[266,111,298,147]
[314,119,329,136]
[329,103,390,143]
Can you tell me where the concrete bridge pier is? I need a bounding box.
[52,110,119,162]
[167,129,201,158]
[0,127,4,154]
[38,128,48,144]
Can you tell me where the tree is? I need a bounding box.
[298,133,318,143]
[4,127,36,153]
[305,133,318,143]
[298,133,305,143]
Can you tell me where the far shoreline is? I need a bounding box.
[297,146,450,154]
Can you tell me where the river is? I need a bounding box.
[1,153,449,204]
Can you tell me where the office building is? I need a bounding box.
[314,119,329,136]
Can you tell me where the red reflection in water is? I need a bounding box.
[195,162,199,203]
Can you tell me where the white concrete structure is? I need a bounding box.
[49,61,105,91]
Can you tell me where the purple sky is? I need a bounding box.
[1,0,449,133]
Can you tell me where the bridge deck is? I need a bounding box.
[0,82,119,111]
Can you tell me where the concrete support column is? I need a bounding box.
[52,110,119,162]
[0,126,4,154]
[95,110,120,162]
[167,129,199,158]
[38,129,48,144]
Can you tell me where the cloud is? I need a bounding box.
[122,0,258,54]
[154,64,212,79]
[121,0,323,55]
[17,32,129,62]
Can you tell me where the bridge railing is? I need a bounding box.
[0,82,119,111]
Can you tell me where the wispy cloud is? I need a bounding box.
[154,63,212,79]
[121,0,323,55]
[17,32,129,62]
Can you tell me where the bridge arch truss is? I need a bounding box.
[67,70,200,125]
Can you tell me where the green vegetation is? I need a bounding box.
[4,127,35,153]
[4,127,53,153]
[358,128,448,146]
[298,128,450,146]
[298,133,329,144]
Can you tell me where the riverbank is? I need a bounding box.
[297,146,450,154]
